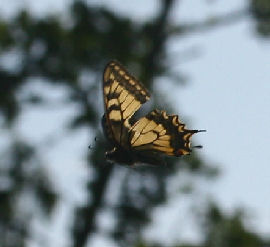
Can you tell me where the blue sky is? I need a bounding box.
[1,0,269,246]
[172,0,270,235]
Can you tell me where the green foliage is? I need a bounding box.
[0,141,56,247]
[0,1,267,247]
[203,204,265,247]
[0,22,13,47]
[134,203,268,247]
[250,0,270,36]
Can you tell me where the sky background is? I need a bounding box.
[0,0,269,246]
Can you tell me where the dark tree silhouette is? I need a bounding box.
[0,1,269,247]
[250,0,270,36]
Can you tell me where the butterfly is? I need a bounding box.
[101,60,205,166]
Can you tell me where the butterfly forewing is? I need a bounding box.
[103,61,150,147]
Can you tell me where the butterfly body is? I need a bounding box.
[102,113,162,166]
[102,114,134,165]
[101,60,204,166]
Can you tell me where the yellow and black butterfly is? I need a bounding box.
[102,60,205,166]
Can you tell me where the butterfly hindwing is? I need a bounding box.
[103,61,150,147]
[129,109,201,156]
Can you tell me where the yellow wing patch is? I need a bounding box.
[129,109,202,156]
[103,60,150,146]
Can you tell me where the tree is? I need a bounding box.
[135,203,270,247]
[0,0,268,247]
[250,0,270,36]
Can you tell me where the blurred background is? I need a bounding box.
[0,0,269,247]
